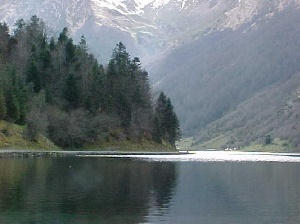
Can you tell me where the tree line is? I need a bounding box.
[0,16,180,148]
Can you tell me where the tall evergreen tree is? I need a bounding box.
[79,35,88,53]
[65,39,75,64]
[26,60,41,93]
[154,92,180,145]
[155,92,168,136]
[49,37,56,51]
[15,80,27,125]
[58,27,68,43]
[117,94,132,129]
[0,22,10,64]
[0,88,6,120]
[40,40,51,69]
[5,88,20,122]
[64,74,80,108]
[13,19,26,36]
[152,116,162,143]
[165,98,180,145]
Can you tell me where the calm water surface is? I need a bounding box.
[0,155,300,224]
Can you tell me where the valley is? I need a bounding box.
[1,0,300,151]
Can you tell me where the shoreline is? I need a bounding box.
[0,150,187,158]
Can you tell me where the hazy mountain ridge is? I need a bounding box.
[150,3,300,150]
[1,0,298,61]
[1,0,300,150]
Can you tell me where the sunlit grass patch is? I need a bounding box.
[84,138,176,152]
[0,120,59,150]
[241,138,294,153]
[191,135,230,150]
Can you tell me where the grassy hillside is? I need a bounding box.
[191,72,300,152]
[0,121,58,150]
[191,136,294,153]
[0,121,176,152]
[84,139,176,152]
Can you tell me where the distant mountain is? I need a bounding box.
[149,2,300,150]
[1,0,298,61]
[1,0,300,150]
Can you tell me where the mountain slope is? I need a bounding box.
[2,0,300,150]
[149,4,300,150]
[194,72,300,151]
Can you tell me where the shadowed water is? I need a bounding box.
[0,156,300,223]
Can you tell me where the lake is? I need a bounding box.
[0,152,300,224]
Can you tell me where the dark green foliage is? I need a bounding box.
[117,94,132,128]
[49,37,55,51]
[40,49,51,69]
[0,68,27,124]
[65,39,76,64]
[165,98,180,144]
[265,135,272,145]
[26,60,41,93]
[154,92,180,145]
[58,27,68,43]
[0,22,10,63]
[79,35,88,53]
[0,17,179,148]
[5,88,20,122]
[64,74,80,108]
[152,116,162,144]
[15,86,27,125]
[13,19,26,36]
[0,88,6,120]
[106,42,154,134]
[155,92,167,137]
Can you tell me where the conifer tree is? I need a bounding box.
[165,98,180,145]
[79,35,88,53]
[26,60,41,93]
[49,37,55,51]
[0,88,7,120]
[58,27,68,43]
[40,40,51,69]
[117,94,132,128]
[154,92,180,145]
[0,22,10,61]
[16,83,27,125]
[64,74,80,108]
[17,95,26,125]
[65,39,75,64]
[13,19,26,36]
[152,116,162,143]
[5,88,20,122]
[155,92,168,136]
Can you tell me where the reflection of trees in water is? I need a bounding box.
[151,162,177,208]
[0,158,177,224]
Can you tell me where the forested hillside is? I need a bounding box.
[0,16,180,149]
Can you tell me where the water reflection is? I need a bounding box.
[1,158,300,224]
[0,158,177,224]
[146,162,300,224]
